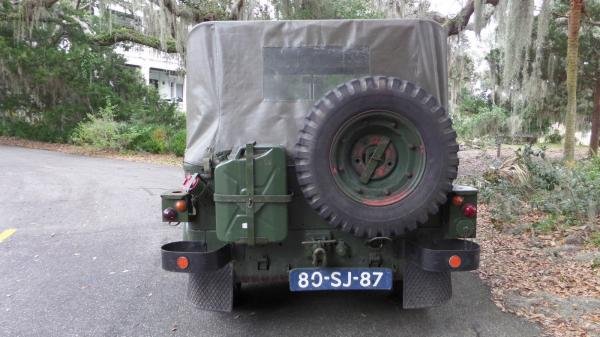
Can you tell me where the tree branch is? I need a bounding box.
[433,0,500,36]
[91,28,178,53]
[159,0,229,23]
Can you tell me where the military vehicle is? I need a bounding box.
[160,18,480,312]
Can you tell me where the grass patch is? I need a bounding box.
[589,232,600,248]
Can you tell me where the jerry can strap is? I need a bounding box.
[213,194,292,203]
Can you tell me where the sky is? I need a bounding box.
[428,0,464,16]
[429,0,497,89]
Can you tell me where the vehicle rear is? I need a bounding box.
[159,19,480,312]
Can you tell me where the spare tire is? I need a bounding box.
[294,76,458,238]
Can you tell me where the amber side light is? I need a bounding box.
[451,195,464,207]
[448,255,462,269]
[176,256,189,270]
[175,200,187,212]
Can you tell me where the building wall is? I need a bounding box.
[115,44,186,111]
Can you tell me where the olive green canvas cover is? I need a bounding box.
[184,19,448,166]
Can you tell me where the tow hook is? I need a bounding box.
[312,247,327,267]
[301,236,336,267]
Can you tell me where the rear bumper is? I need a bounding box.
[160,238,479,274]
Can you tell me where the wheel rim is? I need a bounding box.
[329,110,426,206]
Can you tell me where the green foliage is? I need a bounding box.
[457,90,490,116]
[72,109,185,155]
[455,105,509,141]
[0,1,185,155]
[71,99,130,150]
[480,146,600,230]
[167,130,186,157]
[531,214,559,233]
[589,232,600,248]
[545,130,563,144]
[453,90,511,142]
[129,126,169,153]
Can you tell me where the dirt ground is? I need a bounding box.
[1,136,598,336]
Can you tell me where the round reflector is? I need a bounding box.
[448,255,462,269]
[175,200,187,212]
[176,256,189,270]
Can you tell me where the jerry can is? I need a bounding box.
[214,144,291,244]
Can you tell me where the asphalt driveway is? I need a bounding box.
[0,145,541,337]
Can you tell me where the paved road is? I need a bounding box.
[0,145,541,337]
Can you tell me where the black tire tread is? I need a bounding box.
[294,76,458,238]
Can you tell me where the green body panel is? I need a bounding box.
[214,145,289,244]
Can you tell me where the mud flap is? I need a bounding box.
[402,261,452,309]
[187,262,235,312]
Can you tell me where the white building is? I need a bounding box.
[102,6,187,111]
[116,44,186,111]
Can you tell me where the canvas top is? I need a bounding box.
[184,19,448,166]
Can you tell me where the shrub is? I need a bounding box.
[480,146,600,230]
[129,125,168,153]
[454,105,508,141]
[545,131,562,144]
[168,130,186,157]
[71,100,130,150]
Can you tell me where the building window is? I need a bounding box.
[176,83,184,101]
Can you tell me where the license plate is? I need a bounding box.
[289,268,393,291]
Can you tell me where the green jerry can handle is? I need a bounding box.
[214,143,292,246]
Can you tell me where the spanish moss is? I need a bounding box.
[500,0,535,94]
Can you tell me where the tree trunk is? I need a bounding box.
[591,78,600,155]
[564,0,584,162]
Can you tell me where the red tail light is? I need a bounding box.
[462,204,477,218]
[163,207,177,221]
